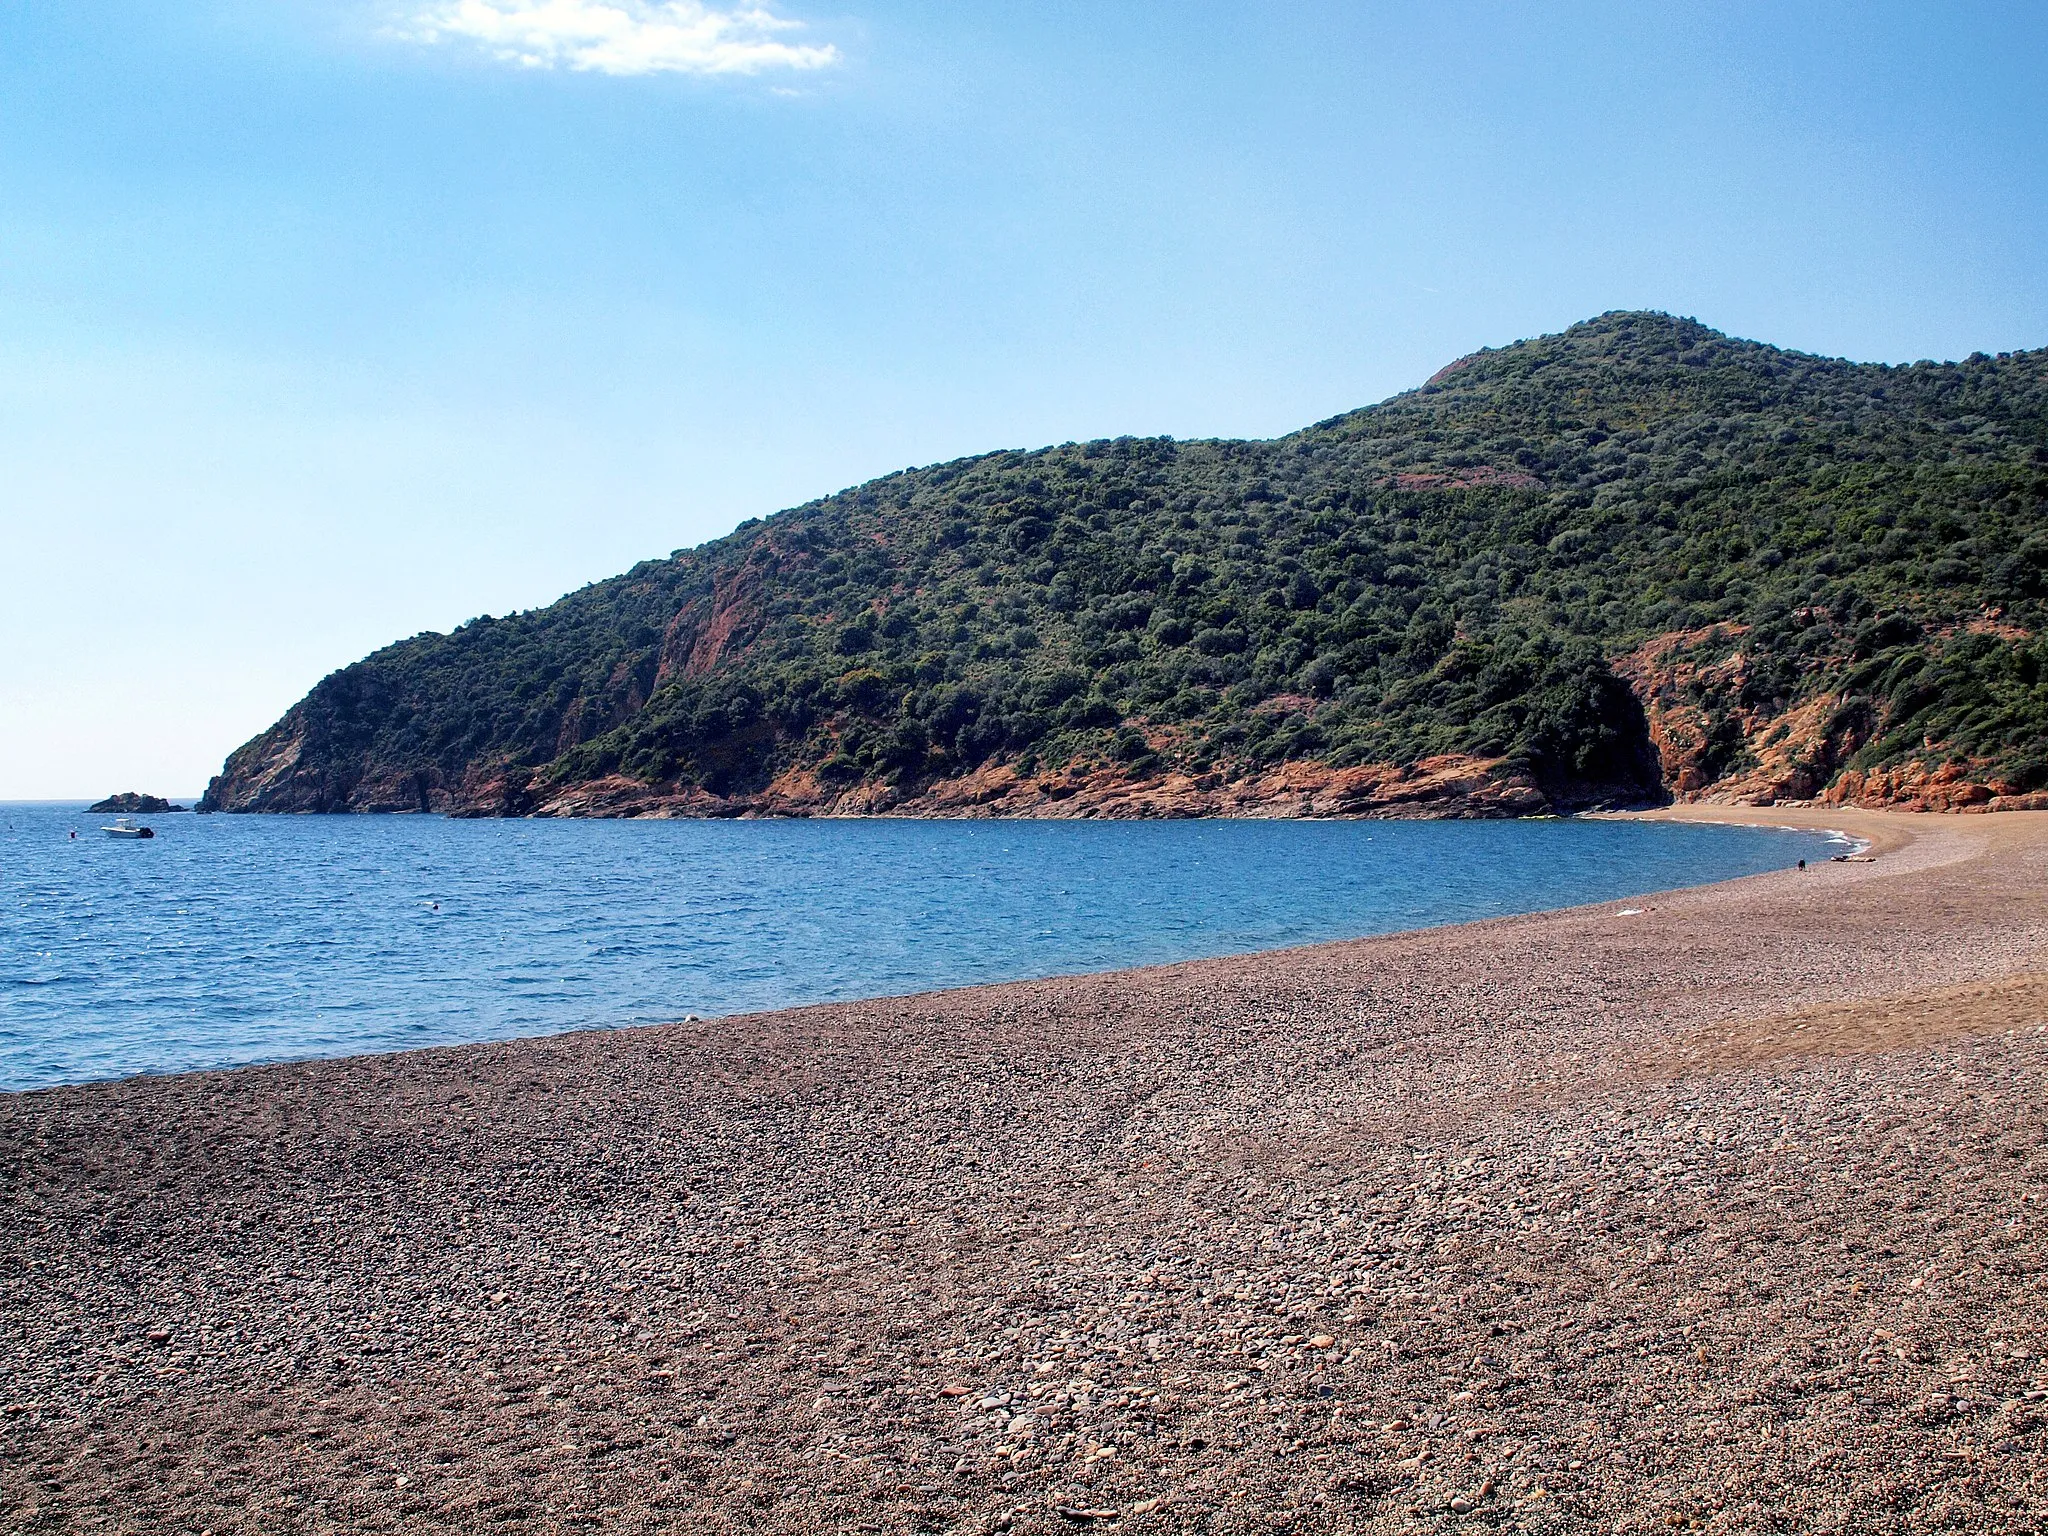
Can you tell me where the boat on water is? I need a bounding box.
[102,818,155,840]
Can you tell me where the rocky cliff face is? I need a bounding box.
[451,753,1552,821]
[1616,621,2048,813]
[204,694,1646,823]
[208,673,2040,821]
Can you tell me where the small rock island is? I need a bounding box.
[86,792,188,814]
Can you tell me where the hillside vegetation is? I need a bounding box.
[202,313,2048,818]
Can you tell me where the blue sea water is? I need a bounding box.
[0,803,1846,1091]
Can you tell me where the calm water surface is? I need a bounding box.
[0,804,1845,1090]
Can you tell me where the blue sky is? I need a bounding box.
[3,1,2045,798]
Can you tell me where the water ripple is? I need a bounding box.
[0,804,1841,1090]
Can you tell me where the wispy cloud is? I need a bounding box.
[404,0,839,76]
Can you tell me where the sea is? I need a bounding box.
[0,803,1848,1092]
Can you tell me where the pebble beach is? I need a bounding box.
[4,806,2046,1534]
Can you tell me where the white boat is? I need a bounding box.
[102,818,155,840]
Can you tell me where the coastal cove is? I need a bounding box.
[0,808,1841,1091]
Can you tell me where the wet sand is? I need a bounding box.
[4,808,2047,1533]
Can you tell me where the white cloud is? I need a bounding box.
[405,0,839,76]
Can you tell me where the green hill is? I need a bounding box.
[201,312,2048,819]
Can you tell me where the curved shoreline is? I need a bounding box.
[3,811,2046,1531]
[4,812,1839,1095]
[1617,800,1938,857]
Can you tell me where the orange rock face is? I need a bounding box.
[212,614,2040,820]
[1824,763,2048,814]
[1615,623,2040,813]
[512,754,1550,821]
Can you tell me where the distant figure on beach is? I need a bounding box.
[1798,858,1806,870]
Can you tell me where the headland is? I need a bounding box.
[199,317,2048,826]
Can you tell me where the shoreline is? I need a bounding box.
[1614,799,1936,857]
[4,810,2047,1531]
[6,808,1854,1099]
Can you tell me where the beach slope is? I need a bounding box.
[4,809,2047,1532]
